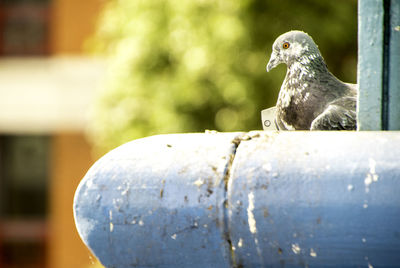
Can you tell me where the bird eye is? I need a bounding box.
[282,42,290,49]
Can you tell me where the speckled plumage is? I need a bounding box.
[266,31,357,130]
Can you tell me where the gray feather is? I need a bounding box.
[266,31,357,130]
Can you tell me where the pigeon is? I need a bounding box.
[266,30,357,130]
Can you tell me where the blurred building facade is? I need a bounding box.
[0,0,106,267]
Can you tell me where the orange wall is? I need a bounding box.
[50,0,105,54]
[48,133,98,268]
[47,0,106,266]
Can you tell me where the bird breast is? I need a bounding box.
[276,62,328,129]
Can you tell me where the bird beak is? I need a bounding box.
[266,51,280,72]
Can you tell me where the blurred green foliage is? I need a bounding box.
[88,0,357,152]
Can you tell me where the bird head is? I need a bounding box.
[266,31,321,72]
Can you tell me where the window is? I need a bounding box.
[0,0,50,56]
[0,135,50,268]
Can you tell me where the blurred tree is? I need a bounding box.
[88,0,357,152]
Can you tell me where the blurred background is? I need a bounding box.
[0,0,357,267]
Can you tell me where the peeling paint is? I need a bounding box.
[310,248,317,257]
[369,158,377,175]
[121,184,130,196]
[74,131,400,267]
[347,184,354,191]
[194,179,205,187]
[86,179,93,188]
[160,179,166,198]
[113,198,124,211]
[247,192,257,234]
[291,243,301,254]
[247,192,263,263]
[109,210,113,232]
[238,238,243,248]
[365,158,379,193]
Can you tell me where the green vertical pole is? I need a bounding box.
[387,0,400,130]
[358,0,400,130]
[358,0,384,130]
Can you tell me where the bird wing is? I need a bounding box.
[310,96,357,130]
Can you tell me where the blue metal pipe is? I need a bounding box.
[74,131,400,267]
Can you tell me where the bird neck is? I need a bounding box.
[285,54,330,89]
[290,53,327,72]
